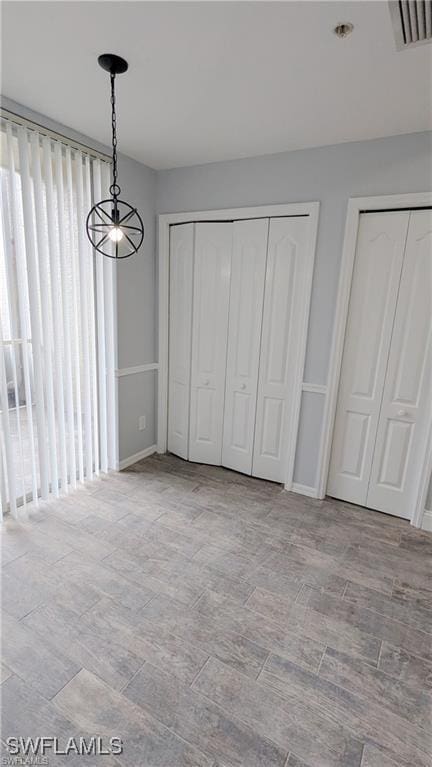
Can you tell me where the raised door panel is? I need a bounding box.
[189,223,232,464]
[222,219,268,474]
[367,210,432,518]
[167,223,194,459]
[252,216,309,482]
[327,212,410,505]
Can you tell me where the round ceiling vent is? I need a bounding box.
[333,22,354,38]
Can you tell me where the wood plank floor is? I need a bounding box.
[2,453,432,766]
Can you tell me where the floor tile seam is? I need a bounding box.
[137,605,274,681]
[185,678,290,762]
[257,663,424,761]
[338,596,432,638]
[97,556,185,603]
[192,662,365,763]
[314,661,432,739]
[49,660,214,765]
[367,652,432,691]
[187,655,212,690]
[315,644,328,676]
[47,665,84,702]
[131,602,238,657]
[294,584,432,643]
[118,659,147,694]
[1,551,31,569]
[233,596,387,666]
[14,600,50,623]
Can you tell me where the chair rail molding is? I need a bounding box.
[301,382,327,395]
[316,192,432,528]
[116,363,159,377]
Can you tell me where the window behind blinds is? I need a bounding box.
[0,119,117,517]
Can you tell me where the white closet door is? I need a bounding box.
[327,212,410,506]
[222,219,268,474]
[367,210,432,518]
[252,216,309,482]
[168,224,194,459]
[189,223,232,464]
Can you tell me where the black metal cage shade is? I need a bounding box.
[86,198,144,259]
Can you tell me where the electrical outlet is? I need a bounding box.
[138,415,146,431]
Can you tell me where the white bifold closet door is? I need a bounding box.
[327,212,410,506]
[189,223,232,464]
[222,219,269,474]
[167,215,312,484]
[167,224,194,459]
[328,209,432,519]
[252,216,310,482]
[367,210,432,517]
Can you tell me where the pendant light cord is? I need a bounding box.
[110,73,120,198]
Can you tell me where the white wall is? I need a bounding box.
[156,131,432,489]
[1,97,157,464]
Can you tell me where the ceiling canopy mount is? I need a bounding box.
[97,53,129,76]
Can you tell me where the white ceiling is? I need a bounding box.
[2,1,431,169]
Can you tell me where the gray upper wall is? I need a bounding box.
[156,131,432,386]
[114,154,156,370]
[2,95,431,475]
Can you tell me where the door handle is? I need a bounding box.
[240,383,246,390]
[203,379,210,386]
[397,409,408,417]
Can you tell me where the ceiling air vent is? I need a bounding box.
[389,0,432,49]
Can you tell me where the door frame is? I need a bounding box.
[316,192,432,527]
[157,201,320,489]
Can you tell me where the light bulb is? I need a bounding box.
[108,226,124,243]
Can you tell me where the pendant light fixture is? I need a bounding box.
[86,53,144,259]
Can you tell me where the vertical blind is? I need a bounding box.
[0,120,117,518]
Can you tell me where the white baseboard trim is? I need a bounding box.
[290,482,319,498]
[117,444,157,471]
[422,510,432,532]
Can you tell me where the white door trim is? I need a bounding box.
[414,420,432,529]
[316,192,432,527]
[158,201,320,490]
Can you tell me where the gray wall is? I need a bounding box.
[156,131,432,488]
[114,154,157,462]
[118,370,156,463]
[3,94,431,488]
[1,97,157,463]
